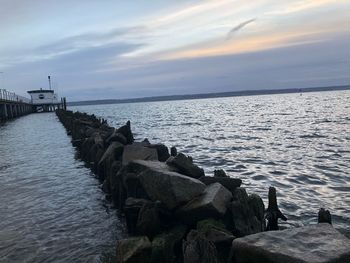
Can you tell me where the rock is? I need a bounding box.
[122,144,158,166]
[231,223,350,263]
[117,120,134,144]
[147,144,170,162]
[214,169,228,178]
[177,183,232,224]
[197,219,235,263]
[170,146,178,156]
[116,236,152,263]
[98,142,124,179]
[136,202,162,237]
[318,208,332,224]
[197,219,234,244]
[199,176,242,193]
[131,160,206,209]
[183,230,218,263]
[151,225,187,263]
[230,188,265,237]
[166,153,204,179]
[107,132,127,145]
[124,198,152,235]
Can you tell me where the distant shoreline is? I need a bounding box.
[68,85,350,107]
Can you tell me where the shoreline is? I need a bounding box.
[55,109,350,263]
[68,85,350,107]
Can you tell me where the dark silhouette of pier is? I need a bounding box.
[0,89,33,121]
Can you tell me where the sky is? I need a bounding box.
[0,0,350,101]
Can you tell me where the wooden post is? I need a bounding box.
[265,187,287,230]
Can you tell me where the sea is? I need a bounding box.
[0,90,349,262]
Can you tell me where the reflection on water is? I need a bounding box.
[0,113,126,263]
[73,91,350,235]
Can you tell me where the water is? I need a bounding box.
[72,90,350,235]
[0,113,126,262]
[0,91,349,262]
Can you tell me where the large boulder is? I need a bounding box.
[98,141,124,179]
[147,144,170,162]
[151,225,187,263]
[230,188,265,237]
[131,160,206,209]
[177,183,232,224]
[166,153,204,179]
[183,230,218,263]
[116,236,152,263]
[197,219,235,263]
[231,223,350,263]
[136,202,162,238]
[124,198,152,235]
[122,144,158,166]
[199,176,242,193]
[117,120,134,144]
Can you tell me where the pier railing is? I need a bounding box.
[0,89,31,104]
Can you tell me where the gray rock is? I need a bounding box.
[214,169,228,178]
[98,141,124,178]
[122,144,158,166]
[116,236,152,263]
[151,225,187,263]
[318,208,332,224]
[199,176,242,193]
[183,230,218,263]
[124,198,152,235]
[170,146,177,156]
[231,223,350,263]
[132,160,206,209]
[166,153,204,179]
[136,202,162,237]
[117,120,134,144]
[107,132,127,145]
[177,183,232,224]
[147,143,170,162]
[230,188,265,237]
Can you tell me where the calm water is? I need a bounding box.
[0,113,126,262]
[73,91,350,235]
[0,91,349,262]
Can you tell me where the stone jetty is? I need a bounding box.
[56,109,350,263]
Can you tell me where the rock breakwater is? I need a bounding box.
[56,109,350,263]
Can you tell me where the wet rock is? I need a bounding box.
[197,219,235,263]
[177,183,232,224]
[197,219,234,244]
[98,142,124,179]
[124,198,152,235]
[116,236,152,263]
[117,120,134,144]
[122,144,158,166]
[147,143,170,162]
[318,208,332,224]
[214,169,228,178]
[166,153,204,179]
[136,202,162,237]
[230,188,265,237]
[131,160,206,209]
[151,225,187,263]
[199,176,242,193]
[231,223,350,263]
[170,146,178,157]
[183,230,218,263]
[106,131,127,145]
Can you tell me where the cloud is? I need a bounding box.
[226,18,256,40]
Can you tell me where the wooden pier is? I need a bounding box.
[0,89,33,122]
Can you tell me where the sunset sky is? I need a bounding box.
[1,0,349,101]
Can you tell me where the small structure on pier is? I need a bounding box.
[27,88,60,112]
